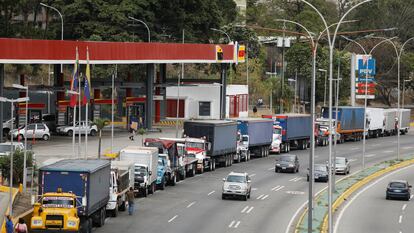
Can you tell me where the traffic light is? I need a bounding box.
[216,45,223,61]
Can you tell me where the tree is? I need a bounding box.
[93,118,109,159]
[0,149,34,185]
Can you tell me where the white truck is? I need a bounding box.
[383,109,398,136]
[397,108,411,135]
[366,108,385,138]
[106,161,134,217]
[120,146,158,197]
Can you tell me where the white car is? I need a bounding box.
[222,172,252,201]
[10,123,51,141]
[0,142,25,156]
[56,121,98,136]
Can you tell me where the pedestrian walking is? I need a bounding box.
[126,187,135,215]
[15,218,28,233]
[129,120,138,141]
[5,215,13,233]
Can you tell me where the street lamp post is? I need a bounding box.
[40,3,63,72]
[11,84,29,193]
[288,77,298,113]
[318,69,328,106]
[210,28,232,44]
[66,90,79,158]
[128,16,151,42]
[403,79,412,108]
[0,97,29,216]
[300,1,372,232]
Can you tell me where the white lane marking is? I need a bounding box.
[228,220,235,228]
[256,194,264,200]
[275,186,285,192]
[261,194,269,200]
[289,177,303,182]
[241,206,249,213]
[411,194,414,199]
[383,150,394,153]
[208,190,215,196]
[399,215,403,224]
[351,147,359,150]
[349,159,358,162]
[286,191,305,195]
[268,167,274,170]
[365,154,376,158]
[402,204,407,211]
[333,164,414,233]
[187,202,196,208]
[234,221,241,228]
[246,206,254,214]
[271,185,281,191]
[286,169,362,233]
[168,215,178,223]
[252,188,258,191]
[403,146,414,150]
[250,174,256,177]
[370,143,380,147]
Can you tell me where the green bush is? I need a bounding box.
[0,149,35,185]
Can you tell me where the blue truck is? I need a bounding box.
[321,106,365,142]
[32,159,110,233]
[236,118,273,161]
[268,114,312,153]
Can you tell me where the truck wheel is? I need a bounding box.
[95,208,105,227]
[160,178,166,190]
[190,168,195,177]
[112,204,119,217]
[211,159,216,171]
[237,155,241,163]
[88,219,93,233]
[171,175,177,186]
[143,187,148,197]
[149,183,155,194]
[287,143,290,152]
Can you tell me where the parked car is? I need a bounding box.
[10,123,50,141]
[334,157,350,175]
[386,180,411,201]
[307,164,329,182]
[2,119,15,137]
[222,172,252,201]
[275,154,299,173]
[42,114,56,133]
[56,121,98,136]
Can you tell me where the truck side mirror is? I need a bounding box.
[222,178,226,182]
[207,143,212,151]
[82,196,87,207]
[149,171,152,176]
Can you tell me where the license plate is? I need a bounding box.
[282,167,286,170]
[394,190,401,192]
[46,220,62,225]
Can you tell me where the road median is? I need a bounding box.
[295,155,414,233]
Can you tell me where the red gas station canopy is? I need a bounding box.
[0,38,237,64]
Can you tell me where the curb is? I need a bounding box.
[0,186,19,233]
[320,157,414,233]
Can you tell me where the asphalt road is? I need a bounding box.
[82,132,414,233]
[335,161,414,233]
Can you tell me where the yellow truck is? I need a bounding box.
[31,159,110,233]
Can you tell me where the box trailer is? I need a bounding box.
[366,108,385,138]
[236,118,273,159]
[322,106,365,142]
[383,109,398,136]
[183,120,237,168]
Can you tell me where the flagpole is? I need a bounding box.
[85,101,88,160]
[72,47,79,159]
[78,73,82,158]
[72,101,76,158]
[85,47,90,160]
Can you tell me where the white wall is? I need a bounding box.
[167,84,221,119]
[226,85,249,118]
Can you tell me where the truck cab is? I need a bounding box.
[31,189,82,233]
[134,164,151,196]
[270,125,282,153]
[156,156,168,190]
[237,131,250,160]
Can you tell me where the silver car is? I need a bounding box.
[335,157,350,175]
[10,123,50,141]
[222,172,251,201]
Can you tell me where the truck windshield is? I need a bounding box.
[135,167,147,176]
[242,136,249,142]
[273,128,281,135]
[42,196,75,208]
[186,142,204,149]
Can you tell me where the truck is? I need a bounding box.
[183,120,237,168]
[321,106,365,142]
[236,118,273,160]
[366,108,385,138]
[31,159,110,233]
[263,114,311,153]
[156,155,169,190]
[161,137,212,174]
[106,161,134,217]
[119,146,158,197]
[397,108,411,134]
[383,109,398,136]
